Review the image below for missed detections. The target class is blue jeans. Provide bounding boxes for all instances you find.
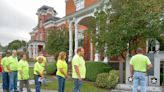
[8,71,18,92]
[34,75,41,92]
[57,75,65,92]
[73,78,82,92]
[2,72,9,90]
[133,72,147,92]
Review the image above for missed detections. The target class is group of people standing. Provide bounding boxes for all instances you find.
[0,47,85,92]
[0,50,31,92]
[0,47,152,92]
[0,50,47,92]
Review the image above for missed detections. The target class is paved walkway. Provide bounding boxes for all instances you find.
[0,80,58,92]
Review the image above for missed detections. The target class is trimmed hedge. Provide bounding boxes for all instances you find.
[46,61,57,75]
[96,70,119,89]
[86,62,112,82]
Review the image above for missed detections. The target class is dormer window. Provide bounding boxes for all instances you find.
[74,0,84,11]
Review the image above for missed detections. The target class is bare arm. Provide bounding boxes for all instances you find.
[130,64,133,77]
[74,65,81,80]
[147,64,153,70]
[7,65,11,72]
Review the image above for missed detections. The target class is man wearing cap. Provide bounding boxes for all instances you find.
[130,48,152,92]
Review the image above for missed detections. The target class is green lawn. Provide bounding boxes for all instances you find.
[29,67,109,92]
[29,67,34,79]
[31,78,109,92]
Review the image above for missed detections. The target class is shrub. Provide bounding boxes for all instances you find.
[96,73,109,88]
[86,62,111,81]
[96,70,119,89]
[107,70,119,88]
[46,61,57,75]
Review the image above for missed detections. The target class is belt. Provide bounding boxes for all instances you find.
[34,74,41,77]
[134,70,146,73]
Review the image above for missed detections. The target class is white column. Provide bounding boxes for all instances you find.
[103,44,108,63]
[68,21,73,62]
[32,44,35,58]
[29,45,32,58]
[94,50,100,62]
[94,25,100,62]
[36,44,38,56]
[74,20,79,53]
[155,40,160,52]
[154,52,160,86]
[90,42,93,61]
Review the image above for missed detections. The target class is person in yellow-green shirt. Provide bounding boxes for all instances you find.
[34,57,44,92]
[7,50,19,92]
[72,47,86,92]
[1,51,10,92]
[56,51,68,92]
[130,48,152,92]
[18,54,31,92]
[35,52,47,69]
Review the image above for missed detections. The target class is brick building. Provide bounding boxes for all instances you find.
[28,0,106,61]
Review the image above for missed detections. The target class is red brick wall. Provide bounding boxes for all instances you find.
[66,0,76,15]
[66,0,98,16]
[85,0,98,8]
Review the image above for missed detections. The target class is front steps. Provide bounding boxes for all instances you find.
[111,84,164,92]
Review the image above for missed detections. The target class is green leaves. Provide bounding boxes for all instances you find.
[88,0,164,57]
[46,28,69,56]
[8,40,27,50]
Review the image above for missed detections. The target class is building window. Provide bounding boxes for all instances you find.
[78,31,84,47]
[75,0,84,11]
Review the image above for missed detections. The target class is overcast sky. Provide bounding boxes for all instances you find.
[0,0,65,46]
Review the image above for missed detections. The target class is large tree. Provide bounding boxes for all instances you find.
[46,28,69,59]
[8,40,27,50]
[88,0,164,83]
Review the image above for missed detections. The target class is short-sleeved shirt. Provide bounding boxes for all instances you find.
[130,54,151,72]
[56,60,68,78]
[18,59,29,80]
[34,62,44,75]
[72,54,86,79]
[6,56,18,71]
[36,56,47,68]
[1,57,9,72]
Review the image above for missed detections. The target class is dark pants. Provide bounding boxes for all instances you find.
[34,75,41,92]
[57,75,65,92]
[19,80,31,92]
[2,72,9,91]
[73,78,82,92]
[8,71,18,92]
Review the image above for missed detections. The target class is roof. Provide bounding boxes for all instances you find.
[44,0,105,28]
[38,5,57,14]
[45,17,61,22]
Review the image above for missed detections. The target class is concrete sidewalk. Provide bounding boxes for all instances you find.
[0,80,58,92]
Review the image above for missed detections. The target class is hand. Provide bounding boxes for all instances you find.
[41,75,44,79]
[78,77,82,81]
[21,76,23,80]
[65,74,68,78]
[8,69,12,73]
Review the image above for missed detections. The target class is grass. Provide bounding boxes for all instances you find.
[29,67,34,79]
[30,77,109,92]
